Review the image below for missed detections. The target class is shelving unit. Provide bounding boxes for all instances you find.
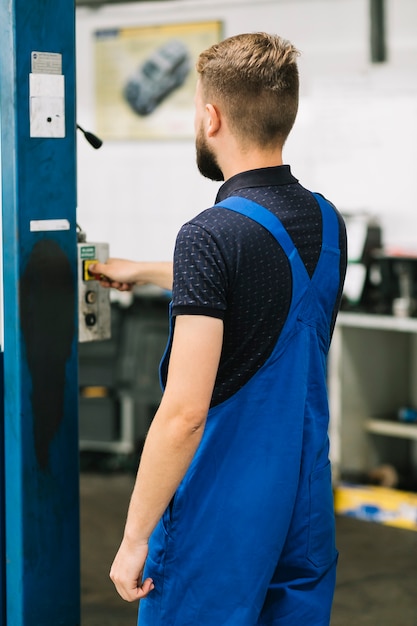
[78,293,170,457]
[328,311,417,482]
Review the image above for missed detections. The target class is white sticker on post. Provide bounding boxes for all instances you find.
[31,51,62,75]
[30,219,70,232]
[29,73,65,138]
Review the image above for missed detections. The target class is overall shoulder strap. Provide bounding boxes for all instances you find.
[311,192,340,251]
[214,195,310,284]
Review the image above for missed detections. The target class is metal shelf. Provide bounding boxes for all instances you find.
[365,418,417,440]
[338,311,417,333]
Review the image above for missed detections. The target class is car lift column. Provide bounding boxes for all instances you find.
[0,1,80,624]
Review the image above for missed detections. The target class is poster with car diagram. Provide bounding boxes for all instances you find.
[94,20,222,140]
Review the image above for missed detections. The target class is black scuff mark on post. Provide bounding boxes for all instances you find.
[20,239,75,470]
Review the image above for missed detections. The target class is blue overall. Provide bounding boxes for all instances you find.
[139,193,341,625]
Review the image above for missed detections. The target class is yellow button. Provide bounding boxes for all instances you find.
[83,259,98,281]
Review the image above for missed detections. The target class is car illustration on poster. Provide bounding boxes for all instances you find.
[123,39,191,116]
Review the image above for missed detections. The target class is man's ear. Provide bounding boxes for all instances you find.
[206,103,221,137]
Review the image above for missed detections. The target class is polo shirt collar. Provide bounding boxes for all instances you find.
[215,165,298,203]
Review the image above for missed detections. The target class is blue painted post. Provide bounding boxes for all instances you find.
[0,1,80,624]
[0,352,5,626]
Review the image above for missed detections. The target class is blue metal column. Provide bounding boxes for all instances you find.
[0,1,80,624]
[0,113,6,626]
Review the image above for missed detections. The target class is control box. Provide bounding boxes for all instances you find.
[77,242,111,342]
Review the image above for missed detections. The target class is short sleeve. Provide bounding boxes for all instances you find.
[172,221,229,319]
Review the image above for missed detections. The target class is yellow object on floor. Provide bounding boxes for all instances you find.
[334,483,417,531]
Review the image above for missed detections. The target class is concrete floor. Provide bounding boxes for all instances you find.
[80,471,417,626]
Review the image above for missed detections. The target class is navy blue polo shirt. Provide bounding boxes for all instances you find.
[172,165,347,406]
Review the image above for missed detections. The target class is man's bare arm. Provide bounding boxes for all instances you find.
[109,314,224,602]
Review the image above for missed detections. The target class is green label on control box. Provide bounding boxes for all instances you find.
[80,245,96,259]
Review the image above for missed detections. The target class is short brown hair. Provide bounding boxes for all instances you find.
[196,32,300,149]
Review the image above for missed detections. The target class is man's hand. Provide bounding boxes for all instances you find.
[109,538,155,602]
[88,259,173,291]
[88,258,143,291]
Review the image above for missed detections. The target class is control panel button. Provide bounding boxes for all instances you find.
[85,290,97,305]
[83,259,98,281]
[85,313,97,327]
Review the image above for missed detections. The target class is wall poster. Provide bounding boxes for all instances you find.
[94,20,222,140]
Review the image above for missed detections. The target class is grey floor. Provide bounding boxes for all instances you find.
[80,471,417,626]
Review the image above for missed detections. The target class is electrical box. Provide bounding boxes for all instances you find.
[77,242,111,342]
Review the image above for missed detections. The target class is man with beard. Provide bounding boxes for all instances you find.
[90,32,347,625]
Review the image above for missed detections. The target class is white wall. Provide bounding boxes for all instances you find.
[76,0,417,261]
